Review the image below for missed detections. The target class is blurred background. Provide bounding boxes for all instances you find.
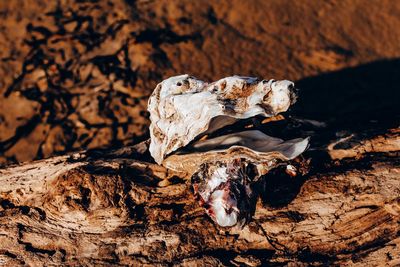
[1,0,399,166]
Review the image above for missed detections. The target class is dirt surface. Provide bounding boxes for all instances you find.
[1,0,400,165]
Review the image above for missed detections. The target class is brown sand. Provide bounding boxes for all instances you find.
[1,0,400,165]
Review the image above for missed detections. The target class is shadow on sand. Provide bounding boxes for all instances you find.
[261,59,400,207]
[292,59,400,129]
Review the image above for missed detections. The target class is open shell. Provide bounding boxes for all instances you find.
[163,130,309,176]
[148,74,309,227]
[148,75,296,164]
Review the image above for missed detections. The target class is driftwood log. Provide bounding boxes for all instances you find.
[0,126,399,266]
[1,0,400,265]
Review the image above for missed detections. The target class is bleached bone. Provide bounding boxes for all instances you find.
[148,75,296,164]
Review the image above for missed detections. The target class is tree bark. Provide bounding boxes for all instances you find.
[0,130,399,266]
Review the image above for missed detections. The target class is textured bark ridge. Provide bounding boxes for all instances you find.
[0,128,399,266]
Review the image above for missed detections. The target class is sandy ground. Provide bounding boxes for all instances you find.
[1,0,400,165]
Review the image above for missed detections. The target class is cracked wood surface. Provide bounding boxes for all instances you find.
[0,132,399,266]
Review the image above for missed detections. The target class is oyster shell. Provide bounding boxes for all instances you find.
[147,74,309,227]
[163,130,309,176]
[148,75,296,164]
[192,158,256,227]
[185,131,309,227]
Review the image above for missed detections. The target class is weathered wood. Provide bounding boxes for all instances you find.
[0,131,399,266]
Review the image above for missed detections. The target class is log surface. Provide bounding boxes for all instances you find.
[0,131,399,266]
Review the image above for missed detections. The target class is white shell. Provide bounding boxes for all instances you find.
[148,75,296,164]
[163,130,309,176]
[148,74,309,227]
